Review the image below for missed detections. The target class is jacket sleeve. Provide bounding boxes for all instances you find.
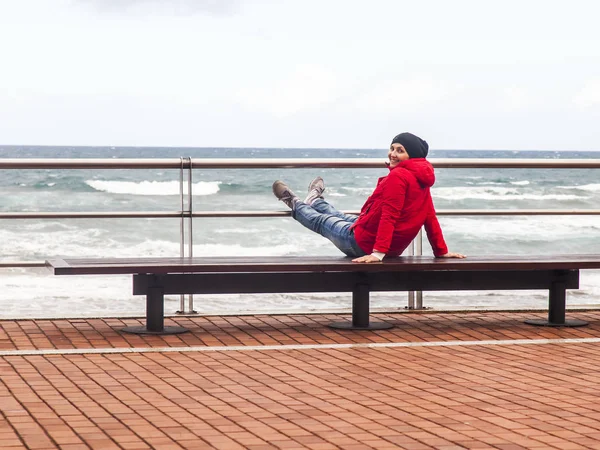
[423,194,448,257]
[373,172,407,253]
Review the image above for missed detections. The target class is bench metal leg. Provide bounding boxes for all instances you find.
[525,272,588,327]
[329,283,393,330]
[123,285,189,335]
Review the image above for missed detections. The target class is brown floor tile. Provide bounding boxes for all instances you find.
[2,310,600,449]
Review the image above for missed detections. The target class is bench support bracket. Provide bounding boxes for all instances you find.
[123,283,189,335]
[329,283,393,330]
[525,271,588,327]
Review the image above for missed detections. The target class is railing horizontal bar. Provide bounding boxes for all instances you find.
[0,211,184,219]
[438,209,600,216]
[179,158,600,169]
[0,158,186,169]
[194,209,600,217]
[430,158,600,169]
[0,158,599,169]
[1,209,599,220]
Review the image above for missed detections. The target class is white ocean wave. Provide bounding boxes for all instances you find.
[441,216,600,238]
[433,186,586,201]
[557,184,600,192]
[0,229,182,260]
[213,228,265,234]
[467,182,503,185]
[341,186,371,192]
[510,180,530,185]
[339,187,372,196]
[1,231,305,269]
[22,222,80,231]
[86,180,221,196]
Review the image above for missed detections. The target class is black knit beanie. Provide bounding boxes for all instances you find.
[391,132,429,158]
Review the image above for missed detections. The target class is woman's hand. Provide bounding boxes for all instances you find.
[352,254,382,263]
[438,252,467,259]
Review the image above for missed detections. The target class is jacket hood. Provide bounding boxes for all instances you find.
[391,158,435,188]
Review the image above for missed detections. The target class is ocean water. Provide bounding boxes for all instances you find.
[0,146,599,318]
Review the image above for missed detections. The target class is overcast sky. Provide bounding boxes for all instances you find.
[1,0,599,150]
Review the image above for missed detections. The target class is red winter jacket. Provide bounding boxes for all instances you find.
[351,158,448,257]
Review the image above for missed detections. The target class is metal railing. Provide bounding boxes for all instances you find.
[1,157,599,311]
[2,157,600,169]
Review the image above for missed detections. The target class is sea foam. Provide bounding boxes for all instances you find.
[558,184,600,192]
[86,180,221,196]
[441,216,600,239]
[433,186,586,201]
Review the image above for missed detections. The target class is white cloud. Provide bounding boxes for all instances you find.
[573,80,600,108]
[234,65,346,118]
[348,77,462,113]
[0,0,599,148]
[497,86,534,112]
[76,0,240,16]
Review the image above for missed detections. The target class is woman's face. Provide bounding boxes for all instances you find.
[388,143,410,168]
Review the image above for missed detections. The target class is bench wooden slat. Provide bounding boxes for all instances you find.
[46,255,600,275]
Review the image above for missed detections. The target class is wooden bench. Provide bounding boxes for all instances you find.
[46,255,600,335]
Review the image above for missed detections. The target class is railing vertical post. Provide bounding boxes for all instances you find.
[407,240,415,309]
[187,157,196,313]
[178,157,186,314]
[175,157,197,315]
[416,228,424,309]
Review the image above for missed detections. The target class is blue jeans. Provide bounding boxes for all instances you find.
[292,199,367,257]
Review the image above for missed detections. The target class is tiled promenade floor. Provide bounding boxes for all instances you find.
[2,310,600,449]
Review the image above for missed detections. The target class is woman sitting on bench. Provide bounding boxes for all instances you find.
[272,132,466,263]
